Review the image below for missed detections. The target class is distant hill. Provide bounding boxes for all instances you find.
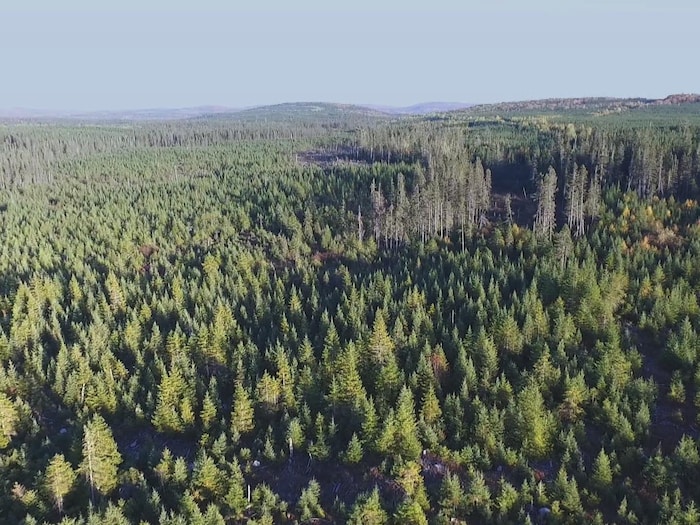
[449,94,700,119]
[70,106,239,121]
[0,106,239,122]
[218,102,389,121]
[362,102,474,115]
[0,103,387,123]
[0,108,74,120]
[0,102,472,122]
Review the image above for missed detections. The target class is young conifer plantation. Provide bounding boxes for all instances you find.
[2,99,700,523]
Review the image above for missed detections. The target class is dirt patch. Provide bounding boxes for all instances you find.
[246,455,402,521]
[625,322,699,451]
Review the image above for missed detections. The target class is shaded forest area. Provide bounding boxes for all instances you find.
[2,100,700,524]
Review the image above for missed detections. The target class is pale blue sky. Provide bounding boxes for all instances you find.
[1,0,697,110]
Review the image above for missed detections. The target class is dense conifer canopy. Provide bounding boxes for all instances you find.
[1,100,700,522]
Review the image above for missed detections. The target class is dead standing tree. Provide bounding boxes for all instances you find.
[534,167,558,241]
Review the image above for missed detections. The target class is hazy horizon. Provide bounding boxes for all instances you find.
[2,0,698,112]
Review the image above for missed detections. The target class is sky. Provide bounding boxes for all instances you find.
[1,0,698,111]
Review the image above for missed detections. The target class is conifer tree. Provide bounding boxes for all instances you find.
[591,448,613,494]
[438,471,464,519]
[347,488,388,525]
[152,366,195,434]
[465,470,492,519]
[80,414,122,501]
[44,454,77,514]
[0,393,18,449]
[297,479,325,522]
[343,433,364,464]
[223,458,248,520]
[394,499,429,525]
[378,386,421,459]
[517,383,556,460]
[367,310,394,365]
[330,342,365,408]
[231,383,255,437]
[192,452,224,502]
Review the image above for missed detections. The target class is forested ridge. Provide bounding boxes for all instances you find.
[2,101,700,524]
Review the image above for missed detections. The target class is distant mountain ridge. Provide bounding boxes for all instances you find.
[0,102,472,121]
[1,95,698,122]
[455,94,700,117]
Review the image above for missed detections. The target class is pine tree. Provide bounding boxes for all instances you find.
[585,165,602,220]
[44,454,77,514]
[80,414,122,500]
[474,329,498,388]
[374,355,402,405]
[155,448,174,485]
[553,467,583,517]
[308,413,330,460]
[495,479,519,521]
[256,371,282,415]
[674,435,700,486]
